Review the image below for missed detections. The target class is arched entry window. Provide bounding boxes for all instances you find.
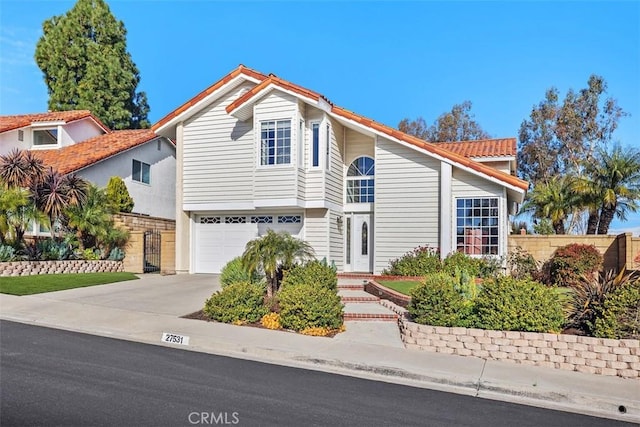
[346,157,374,203]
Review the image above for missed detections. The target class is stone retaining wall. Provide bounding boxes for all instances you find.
[0,260,124,276]
[401,320,640,378]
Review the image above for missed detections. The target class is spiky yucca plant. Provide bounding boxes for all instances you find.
[567,269,638,335]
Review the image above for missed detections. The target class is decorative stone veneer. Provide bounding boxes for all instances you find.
[381,300,640,378]
[0,260,124,277]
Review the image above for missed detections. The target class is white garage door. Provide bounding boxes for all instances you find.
[193,214,303,274]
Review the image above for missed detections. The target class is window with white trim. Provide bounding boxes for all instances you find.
[277,215,301,224]
[456,197,499,255]
[225,216,247,224]
[199,217,221,224]
[346,157,375,203]
[251,216,273,224]
[311,122,320,167]
[132,160,150,184]
[33,128,58,146]
[260,120,291,165]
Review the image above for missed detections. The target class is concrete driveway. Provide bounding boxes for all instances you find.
[36,274,220,316]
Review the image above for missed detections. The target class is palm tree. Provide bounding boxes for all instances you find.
[0,185,31,245]
[521,176,578,234]
[0,149,45,189]
[242,230,315,298]
[584,147,640,235]
[65,184,112,250]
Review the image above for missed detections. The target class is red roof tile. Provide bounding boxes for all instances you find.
[155,66,528,192]
[152,65,269,132]
[31,129,157,174]
[433,138,516,158]
[0,110,110,133]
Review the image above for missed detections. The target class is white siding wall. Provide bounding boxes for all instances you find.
[325,118,344,205]
[254,92,298,200]
[304,107,324,200]
[451,167,507,257]
[329,209,344,271]
[183,82,256,204]
[0,130,27,155]
[478,160,511,174]
[304,208,329,260]
[63,119,104,146]
[374,136,440,273]
[77,138,176,219]
[344,128,374,167]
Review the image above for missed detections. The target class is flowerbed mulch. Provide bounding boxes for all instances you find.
[181,310,343,337]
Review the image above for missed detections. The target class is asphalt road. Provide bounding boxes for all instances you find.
[0,321,632,427]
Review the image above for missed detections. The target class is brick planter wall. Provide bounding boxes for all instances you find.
[366,280,412,307]
[0,260,124,276]
[401,320,640,378]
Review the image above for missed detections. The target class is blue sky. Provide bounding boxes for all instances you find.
[1,1,639,234]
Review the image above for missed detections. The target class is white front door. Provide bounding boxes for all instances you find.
[352,213,372,272]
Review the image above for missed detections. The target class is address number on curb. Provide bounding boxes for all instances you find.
[161,332,190,346]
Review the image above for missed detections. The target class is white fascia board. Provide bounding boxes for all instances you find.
[472,156,515,162]
[326,113,377,138]
[183,202,256,211]
[31,121,66,128]
[228,84,318,117]
[154,74,262,134]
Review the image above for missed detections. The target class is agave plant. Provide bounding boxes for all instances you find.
[567,269,638,335]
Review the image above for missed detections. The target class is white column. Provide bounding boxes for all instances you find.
[175,122,191,274]
[440,162,453,259]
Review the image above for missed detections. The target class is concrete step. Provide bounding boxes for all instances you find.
[337,278,368,291]
[343,302,399,322]
[338,289,380,303]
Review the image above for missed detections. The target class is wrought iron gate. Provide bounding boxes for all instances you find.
[143,230,161,273]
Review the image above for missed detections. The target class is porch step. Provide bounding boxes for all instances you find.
[342,302,399,322]
[339,289,380,303]
[337,278,369,291]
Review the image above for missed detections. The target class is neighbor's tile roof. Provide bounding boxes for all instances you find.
[0,110,110,133]
[433,138,516,158]
[31,129,157,174]
[155,65,528,191]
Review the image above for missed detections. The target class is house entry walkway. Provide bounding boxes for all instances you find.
[336,277,404,348]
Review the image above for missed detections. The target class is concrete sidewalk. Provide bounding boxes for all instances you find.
[0,274,638,423]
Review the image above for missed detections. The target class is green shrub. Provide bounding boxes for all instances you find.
[594,278,640,339]
[82,248,100,260]
[0,244,15,261]
[281,259,337,291]
[105,176,134,213]
[278,284,343,331]
[220,256,262,288]
[472,276,564,333]
[545,243,603,287]
[203,281,268,324]
[38,239,71,261]
[383,246,441,276]
[408,273,471,327]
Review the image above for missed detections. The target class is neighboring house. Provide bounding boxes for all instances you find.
[0,111,176,220]
[153,65,528,274]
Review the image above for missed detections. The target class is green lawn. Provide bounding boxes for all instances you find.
[0,272,139,296]
[377,280,421,296]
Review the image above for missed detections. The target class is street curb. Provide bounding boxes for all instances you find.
[1,314,638,424]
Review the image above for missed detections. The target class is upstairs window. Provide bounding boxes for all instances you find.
[261,120,291,165]
[346,157,375,203]
[33,129,58,146]
[132,159,150,184]
[456,197,499,255]
[311,122,320,167]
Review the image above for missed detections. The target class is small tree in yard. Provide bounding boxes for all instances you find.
[105,176,134,213]
[241,230,315,298]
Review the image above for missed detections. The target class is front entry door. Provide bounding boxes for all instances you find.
[352,213,372,272]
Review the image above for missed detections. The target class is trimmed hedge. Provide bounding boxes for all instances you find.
[281,260,337,291]
[545,243,603,287]
[383,246,441,276]
[408,273,471,327]
[472,276,564,333]
[203,281,268,324]
[278,284,343,332]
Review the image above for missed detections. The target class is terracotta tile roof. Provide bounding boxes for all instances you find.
[155,66,528,192]
[0,110,110,133]
[432,138,516,158]
[152,64,269,132]
[31,129,157,174]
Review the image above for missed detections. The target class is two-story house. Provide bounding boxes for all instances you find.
[0,111,176,220]
[153,65,528,274]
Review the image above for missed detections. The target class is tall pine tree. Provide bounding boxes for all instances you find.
[35,0,150,129]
